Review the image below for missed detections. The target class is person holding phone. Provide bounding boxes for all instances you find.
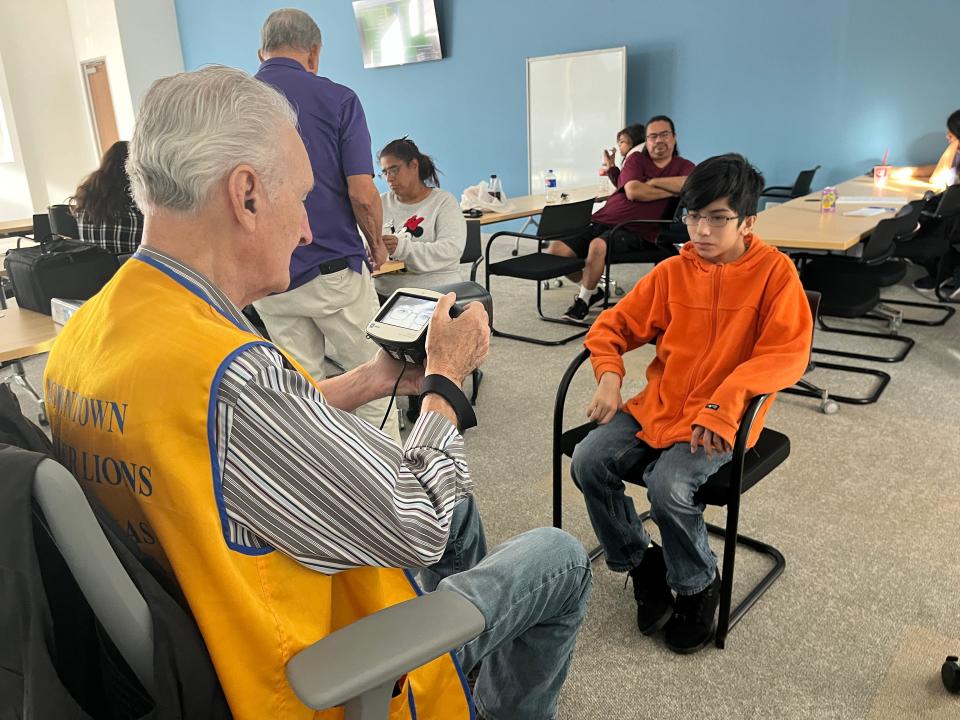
[603,123,646,188]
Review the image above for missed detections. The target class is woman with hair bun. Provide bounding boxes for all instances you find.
[375,137,466,297]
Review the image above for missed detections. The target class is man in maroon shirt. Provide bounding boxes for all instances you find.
[548,116,695,321]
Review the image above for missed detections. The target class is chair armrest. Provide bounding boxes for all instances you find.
[485,229,543,260]
[285,590,485,711]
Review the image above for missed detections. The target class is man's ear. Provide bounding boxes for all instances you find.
[307,44,320,73]
[741,214,757,235]
[258,49,265,63]
[228,165,260,233]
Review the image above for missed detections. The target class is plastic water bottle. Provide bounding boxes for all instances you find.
[544,169,559,203]
[599,167,610,193]
[488,174,502,201]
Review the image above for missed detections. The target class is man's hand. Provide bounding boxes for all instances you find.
[369,239,388,270]
[587,372,623,424]
[690,424,731,457]
[382,234,399,255]
[424,293,489,384]
[368,349,425,397]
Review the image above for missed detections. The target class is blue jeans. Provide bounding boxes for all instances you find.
[570,411,730,595]
[419,496,592,720]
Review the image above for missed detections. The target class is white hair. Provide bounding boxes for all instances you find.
[126,65,298,215]
[261,8,322,53]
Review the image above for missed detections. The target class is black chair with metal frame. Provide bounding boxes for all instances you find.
[48,204,80,240]
[782,291,891,409]
[598,198,685,308]
[797,214,917,364]
[551,348,792,650]
[803,198,954,329]
[484,197,595,345]
[759,165,821,208]
[915,184,960,304]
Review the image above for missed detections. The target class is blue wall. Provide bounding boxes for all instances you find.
[174,0,957,200]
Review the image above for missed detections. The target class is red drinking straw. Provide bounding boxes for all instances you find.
[880,149,889,167]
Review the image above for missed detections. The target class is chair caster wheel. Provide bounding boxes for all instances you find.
[820,399,839,415]
[942,655,960,694]
[510,249,518,256]
[615,287,625,296]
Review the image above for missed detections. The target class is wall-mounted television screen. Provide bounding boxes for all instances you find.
[353,0,443,69]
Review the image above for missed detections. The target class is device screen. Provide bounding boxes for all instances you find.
[380,294,436,332]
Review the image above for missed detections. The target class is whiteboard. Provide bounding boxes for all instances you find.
[527,47,627,195]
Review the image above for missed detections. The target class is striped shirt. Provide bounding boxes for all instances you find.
[135,247,472,574]
[77,206,143,254]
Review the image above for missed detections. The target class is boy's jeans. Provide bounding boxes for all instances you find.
[570,411,730,595]
[420,496,592,720]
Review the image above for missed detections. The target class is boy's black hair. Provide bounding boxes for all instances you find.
[680,153,765,219]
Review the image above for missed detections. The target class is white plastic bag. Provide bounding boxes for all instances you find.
[460,180,510,212]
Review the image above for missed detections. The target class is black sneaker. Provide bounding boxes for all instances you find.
[912,275,937,297]
[587,287,607,307]
[563,297,590,321]
[628,543,674,635]
[664,570,721,654]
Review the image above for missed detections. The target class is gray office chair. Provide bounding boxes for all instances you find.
[33,457,486,720]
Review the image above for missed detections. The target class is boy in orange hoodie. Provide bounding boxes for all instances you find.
[572,153,812,653]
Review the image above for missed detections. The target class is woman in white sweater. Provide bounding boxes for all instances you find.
[376,137,466,298]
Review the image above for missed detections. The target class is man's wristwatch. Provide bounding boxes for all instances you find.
[420,374,477,431]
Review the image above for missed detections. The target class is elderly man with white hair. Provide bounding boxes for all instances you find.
[43,66,591,720]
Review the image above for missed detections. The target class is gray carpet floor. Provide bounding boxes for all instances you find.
[8,248,960,719]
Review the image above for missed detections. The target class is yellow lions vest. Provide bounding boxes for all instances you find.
[43,257,473,720]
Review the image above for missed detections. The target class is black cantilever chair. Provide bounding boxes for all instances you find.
[484,197,595,345]
[906,184,960,304]
[759,165,821,208]
[802,197,954,329]
[552,349,792,650]
[798,214,917,363]
[782,290,891,408]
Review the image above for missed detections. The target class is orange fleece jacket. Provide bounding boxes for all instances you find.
[585,234,812,449]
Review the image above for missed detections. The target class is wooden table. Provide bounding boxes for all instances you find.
[755,175,936,251]
[0,298,59,363]
[0,217,33,238]
[473,185,610,226]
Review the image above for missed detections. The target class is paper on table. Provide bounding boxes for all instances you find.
[836,196,908,204]
[843,207,894,217]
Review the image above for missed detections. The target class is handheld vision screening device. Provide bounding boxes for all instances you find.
[366,288,462,364]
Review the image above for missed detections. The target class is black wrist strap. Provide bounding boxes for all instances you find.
[420,374,477,431]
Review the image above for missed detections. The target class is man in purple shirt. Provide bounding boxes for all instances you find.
[546,115,695,322]
[252,8,396,437]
